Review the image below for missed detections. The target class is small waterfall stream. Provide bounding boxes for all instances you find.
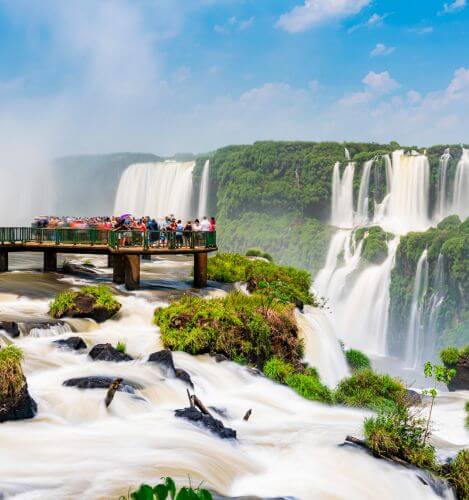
[355,159,373,225]
[425,253,446,361]
[435,149,451,221]
[404,249,429,369]
[331,162,355,228]
[197,160,210,218]
[452,148,469,219]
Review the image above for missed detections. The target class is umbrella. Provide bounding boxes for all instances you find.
[119,213,132,220]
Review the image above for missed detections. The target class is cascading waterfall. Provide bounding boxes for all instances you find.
[114,161,195,220]
[435,149,451,221]
[197,160,210,218]
[425,253,446,361]
[404,249,429,369]
[452,148,469,219]
[379,151,430,234]
[355,159,373,225]
[331,162,355,228]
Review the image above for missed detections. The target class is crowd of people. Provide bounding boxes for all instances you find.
[31,214,216,247]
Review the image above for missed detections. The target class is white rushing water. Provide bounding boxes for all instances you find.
[435,149,451,221]
[404,249,429,369]
[425,253,446,362]
[331,162,355,228]
[0,287,453,500]
[452,148,469,220]
[355,159,373,225]
[114,161,195,220]
[197,160,210,219]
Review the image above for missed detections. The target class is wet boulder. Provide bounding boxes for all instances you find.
[0,383,37,423]
[0,321,20,338]
[53,336,87,351]
[63,376,141,393]
[448,355,469,391]
[148,349,193,387]
[405,389,422,406]
[22,320,69,336]
[175,406,236,439]
[89,343,133,362]
[62,262,100,277]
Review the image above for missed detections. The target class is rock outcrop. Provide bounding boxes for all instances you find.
[0,321,19,338]
[148,349,193,387]
[89,343,133,362]
[53,336,87,350]
[0,383,37,423]
[175,406,236,439]
[63,376,141,393]
[448,355,469,391]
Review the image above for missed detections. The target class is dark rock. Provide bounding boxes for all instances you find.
[448,356,469,391]
[175,406,236,439]
[0,383,37,423]
[405,389,422,406]
[53,336,87,350]
[148,349,176,374]
[246,367,262,377]
[294,298,304,312]
[63,376,142,393]
[89,343,133,362]
[0,321,19,338]
[214,354,228,363]
[175,368,194,388]
[62,262,99,276]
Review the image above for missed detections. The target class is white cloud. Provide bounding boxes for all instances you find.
[309,80,320,92]
[442,0,466,13]
[409,26,434,35]
[370,43,395,57]
[277,0,371,33]
[340,71,399,105]
[174,66,191,83]
[214,24,227,34]
[239,16,255,30]
[348,12,389,33]
[407,90,422,104]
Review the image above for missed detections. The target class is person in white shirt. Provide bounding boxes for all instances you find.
[200,216,210,232]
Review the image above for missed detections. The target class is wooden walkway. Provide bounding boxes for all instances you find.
[0,228,217,290]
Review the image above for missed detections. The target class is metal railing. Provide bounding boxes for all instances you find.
[0,228,217,250]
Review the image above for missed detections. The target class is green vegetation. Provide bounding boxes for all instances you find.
[154,292,303,370]
[354,226,392,265]
[0,345,25,398]
[263,358,333,404]
[442,449,469,500]
[245,248,273,262]
[440,345,469,366]
[335,369,407,413]
[122,476,212,500]
[207,253,317,306]
[49,285,121,319]
[466,401,469,429]
[345,349,371,371]
[116,341,127,354]
[364,410,436,469]
[389,216,469,354]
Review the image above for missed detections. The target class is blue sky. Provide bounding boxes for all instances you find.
[0,0,468,157]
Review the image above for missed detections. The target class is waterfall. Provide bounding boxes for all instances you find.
[425,253,446,361]
[331,162,355,228]
[296,307,350,388]
[435,149,451,221]
[197,160,210,218]
[344,147,351,161]
[452,148,469,220]
[379,151,430,234]
[114,161,195,220]
[404,249,429,369]
[355,159,373,225]
[384,154,393,193]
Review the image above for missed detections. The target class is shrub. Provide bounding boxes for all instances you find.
[206,253,249,282]
[116,342,126,354]
[246,248,274,262]
[354,226,392,265]
[364,410,436,469]
[335,369,407,413]
[263,357,333,404]
[345,349,371,371]
[0,345,25,398]
[123,476,212,500]
[154,292,303,369]
[440,346,469,366]
[441,449,469,500]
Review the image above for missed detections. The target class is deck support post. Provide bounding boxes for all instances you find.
[112,255,125,284]
[107,254,115,268]
[43,250,57,272]
[0,249,8,272]
[193,252,208,288]
[124,255,140,290]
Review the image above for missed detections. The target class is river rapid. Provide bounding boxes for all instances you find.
[0,254,467,500]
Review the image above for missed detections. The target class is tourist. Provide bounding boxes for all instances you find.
[184,220,193,247]
[175,219,184,248]
[200,216,210,232]
[209,217,216,232]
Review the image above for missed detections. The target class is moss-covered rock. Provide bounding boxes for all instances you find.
[355,226,392,265]
[0,345,37,422]
[345,349,372,371]
[49,285,121,323]
[440,345,469,391]
[154,292,303,370]
[207,253,317,306]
